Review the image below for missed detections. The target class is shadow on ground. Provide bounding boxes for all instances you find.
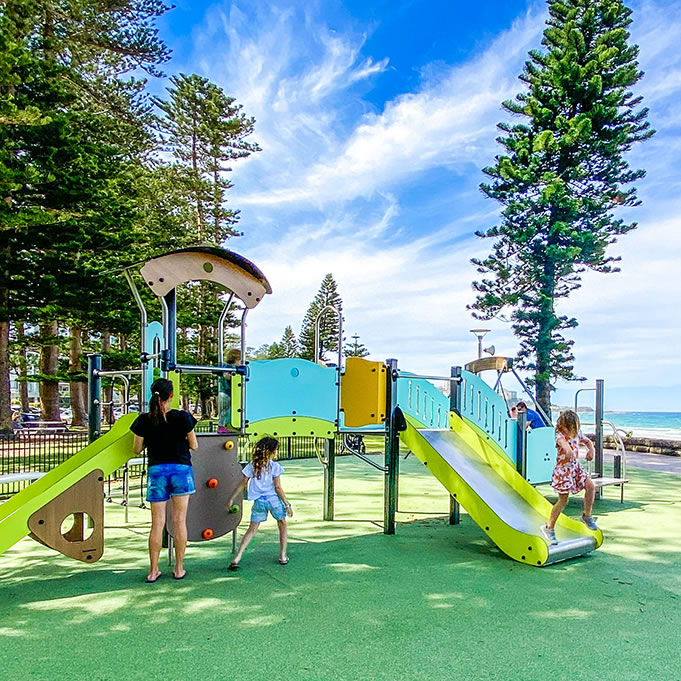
[1,455,679,681]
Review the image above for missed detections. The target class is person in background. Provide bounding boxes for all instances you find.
[509,405,518,419]
[516,401,546,429]
[131,378,198,583]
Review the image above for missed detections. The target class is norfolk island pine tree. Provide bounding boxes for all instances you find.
[470,0,653,414]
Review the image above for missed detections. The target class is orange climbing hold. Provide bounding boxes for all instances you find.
[202,528,214,540]
[207,478,219,488]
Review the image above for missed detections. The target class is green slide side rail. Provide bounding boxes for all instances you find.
[451,411,602,549]
[0,414,137,556]
[400,413,602,566]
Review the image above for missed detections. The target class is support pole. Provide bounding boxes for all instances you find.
[87,354,102,443]
[449,496,460,525]
[323,437,335,521]
[595,378,605,498]
[516,410,528,477]
[384,358,399,535]
[449,366,462,415]
[449,366,462,524]
[162,289,177,371]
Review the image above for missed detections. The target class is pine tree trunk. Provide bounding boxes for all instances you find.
[0,239,12,433]
[535,262,556,417]
[69,325,88,427]
[17,322,30,413]
[0,319,11,433]
[39,321,61,422]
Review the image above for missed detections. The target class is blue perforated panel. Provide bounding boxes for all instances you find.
[459,370,518,464]
[397,373,450,429]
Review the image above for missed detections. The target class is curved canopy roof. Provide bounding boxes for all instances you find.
[140,246,272,308]
[464,356,513,374]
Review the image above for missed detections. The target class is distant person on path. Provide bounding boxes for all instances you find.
[227,436,293,570]
[131,378,198,583]
[541,410,597,544]
[516,401,546,429]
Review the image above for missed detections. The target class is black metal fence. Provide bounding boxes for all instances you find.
[0,430,89,496]
[1,424,349,498]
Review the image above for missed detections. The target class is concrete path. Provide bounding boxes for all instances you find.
[605,447,681,475]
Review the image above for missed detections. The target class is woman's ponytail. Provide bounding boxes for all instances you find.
[148,378,174,425]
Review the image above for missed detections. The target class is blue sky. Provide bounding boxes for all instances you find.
[152,0,681,411]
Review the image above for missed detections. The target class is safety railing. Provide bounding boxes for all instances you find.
[459,370,518,463]
[396,372,450,429]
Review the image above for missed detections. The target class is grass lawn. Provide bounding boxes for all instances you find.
[0,452,679,681]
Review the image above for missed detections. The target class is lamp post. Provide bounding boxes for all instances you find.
[351,333,360,354]
[469,328,490,358]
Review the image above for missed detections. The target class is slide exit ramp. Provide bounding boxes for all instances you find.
[400,412,603,567]
[0,414,137,557]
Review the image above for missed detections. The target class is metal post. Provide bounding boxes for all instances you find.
[516,410,528,477]
[384,358,399,535]
[217,293,235,365]
[595,378,605,498]
[240,307,249,361]
[163,289,177,370]
[448,366,462,524]
[449,496,460,525]
[449,366,462,415]
[123,269,149,410]
[87,354,102,443]
[323,437,335,521]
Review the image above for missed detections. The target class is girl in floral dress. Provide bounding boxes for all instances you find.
[541,410,598,544]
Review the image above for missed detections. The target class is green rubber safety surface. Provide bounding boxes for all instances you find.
[0,454,679,681]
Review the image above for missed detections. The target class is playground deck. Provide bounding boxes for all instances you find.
[0,454,679,681]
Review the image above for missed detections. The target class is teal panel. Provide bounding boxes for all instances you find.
[144,321,164,408]
[397,373,449,429]
[526,427,556,484]
[459,370,518,464]
[245,359,338,425]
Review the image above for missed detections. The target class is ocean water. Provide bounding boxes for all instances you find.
[576,411,681,441]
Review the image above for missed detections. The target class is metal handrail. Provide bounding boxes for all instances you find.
[396,372,462,383]
[574,387,596,414]
[172,363,241,375]
[217,292,235,365]
[602,420,628,480]
[581,419,628,480]
[342,434,388,472]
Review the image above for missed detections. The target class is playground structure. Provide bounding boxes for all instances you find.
[0,245,622,568]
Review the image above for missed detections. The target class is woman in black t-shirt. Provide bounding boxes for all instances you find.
[131,378,198,582]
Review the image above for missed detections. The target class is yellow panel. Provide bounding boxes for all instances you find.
[169,371,181,409]
[340,358,387,427]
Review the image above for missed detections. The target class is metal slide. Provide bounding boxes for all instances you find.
[0,414,137,557]
[401,412,603,566]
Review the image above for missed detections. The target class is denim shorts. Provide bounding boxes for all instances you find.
[146,463,196,503]
[251,495,287,523]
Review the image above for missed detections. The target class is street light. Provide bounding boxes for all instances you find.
[351,333,360,354]
[469,328,490,358]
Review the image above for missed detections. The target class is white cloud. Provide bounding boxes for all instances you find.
[184,0,681,409]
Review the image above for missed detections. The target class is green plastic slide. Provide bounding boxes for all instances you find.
[0,414,137,557]
[401,412,603,566]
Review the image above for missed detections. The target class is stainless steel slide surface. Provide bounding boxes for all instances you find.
[401,413,603,566]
